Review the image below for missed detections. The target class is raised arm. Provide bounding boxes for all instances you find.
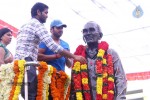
[36,26,86,63]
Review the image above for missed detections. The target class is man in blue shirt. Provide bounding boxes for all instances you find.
[38,19,72,71]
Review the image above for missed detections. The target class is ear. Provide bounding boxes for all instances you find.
[50,28,53,33]
[99,32,103,39]
[83,36,86,43]
[0,36,3,41]
[37,10,41,16]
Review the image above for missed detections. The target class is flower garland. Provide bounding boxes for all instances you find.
[0,63,15,100]
[96,42,114,100]
[64,75,71,100]
[12,60,25,99]
[0,60,25,100]
[36,61,48,100]
[49,66,59,99]
[9,60,19,100]
[42,65,51,100]
[0,61,71,100]
[65,84,71,100]
[36,62,63,100]
[8,60,25,100]
[50,70,69,100]
[72,62,91,100]
[72,41,115,100]
[57,71,68,99]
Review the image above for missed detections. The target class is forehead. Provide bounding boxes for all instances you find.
[83,22,101,34]
[4,31,12,35]
[84,23,97,29]
[42,8,48,13]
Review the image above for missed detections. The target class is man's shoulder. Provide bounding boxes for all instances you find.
[19,18,42,32]
[60,39,70,50]
[60,39,69,45]
[23,18,41,26]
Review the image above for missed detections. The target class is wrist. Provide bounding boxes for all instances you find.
[55,54,58,59]
[72,55,76,59]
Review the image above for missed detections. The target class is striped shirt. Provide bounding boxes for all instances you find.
[15,18,63,61]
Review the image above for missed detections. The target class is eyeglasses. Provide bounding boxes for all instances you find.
[82,27,95,33]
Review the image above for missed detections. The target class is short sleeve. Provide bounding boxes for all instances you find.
[39,42,47,49]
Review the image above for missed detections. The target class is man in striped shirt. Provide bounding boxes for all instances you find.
[14,2,86,100]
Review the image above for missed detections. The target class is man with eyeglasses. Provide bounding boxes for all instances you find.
[70,21,127,100]
[38,19,72,72]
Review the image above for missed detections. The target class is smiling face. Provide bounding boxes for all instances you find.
[83,21,102,43]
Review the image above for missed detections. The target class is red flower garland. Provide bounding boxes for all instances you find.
[72,41,115,100]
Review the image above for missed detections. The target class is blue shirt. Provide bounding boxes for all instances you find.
[39,39,70,71]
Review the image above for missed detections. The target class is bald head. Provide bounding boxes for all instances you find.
[82,21,103,43]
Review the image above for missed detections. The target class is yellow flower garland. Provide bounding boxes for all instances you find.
[0,60,25,100]
[42,64,51,100]
[0,61,72,100]
[72,41,115,100]
[12,60,25,100]
[72,61,83,100]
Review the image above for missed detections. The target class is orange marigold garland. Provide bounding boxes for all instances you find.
[57,71,68,100]
[50,67,71,100]
[36,61,48,100]
[65,84,71,100]
[50,66,60,100]
[12,60,25,99]
[0,61,71,100]
[9,60,19,100]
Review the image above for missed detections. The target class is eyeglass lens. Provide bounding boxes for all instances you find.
[82,27,95,33]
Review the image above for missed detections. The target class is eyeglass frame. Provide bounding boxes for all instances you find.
[82,27,96,34]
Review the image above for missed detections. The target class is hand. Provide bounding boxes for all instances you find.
[74,55,86,63]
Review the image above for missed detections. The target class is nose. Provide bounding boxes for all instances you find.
[46,15,48,19]
[9,35,12,40]
[10,35,12,38]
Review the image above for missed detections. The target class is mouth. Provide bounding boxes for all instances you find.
[8,39,12,42]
